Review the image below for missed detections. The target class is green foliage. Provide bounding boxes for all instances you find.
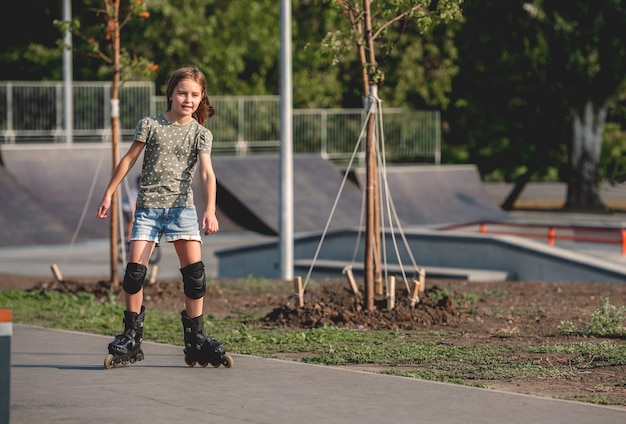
[558,297,626,337]
[426,287,478,312]
[0,0,62,80]
[531,340,626,365]
[559,394,625,406]
[6,0,626,196]
[0,290,124,334]
[323,0,463,106]
[600,121,626,183]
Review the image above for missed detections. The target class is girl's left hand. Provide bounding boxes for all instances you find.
[202,214,219,235]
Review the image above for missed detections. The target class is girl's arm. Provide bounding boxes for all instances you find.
[197,152,219,235]
[96,141,145,219]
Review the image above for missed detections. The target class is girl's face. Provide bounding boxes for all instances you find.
[169,78,203,121]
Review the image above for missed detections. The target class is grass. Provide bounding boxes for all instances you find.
[559,297,626,337]
[2,286,626,407]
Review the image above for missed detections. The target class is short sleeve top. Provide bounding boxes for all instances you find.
[133,114,213,208]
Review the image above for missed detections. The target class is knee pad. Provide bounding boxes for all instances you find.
[123,262,147,295]
[181,261,206,299]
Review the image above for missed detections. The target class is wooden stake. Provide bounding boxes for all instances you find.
[409,281,420,308]
[387,275,396,310]
[293,276,304,307]
[50,263,64,283]
[342,266,360,296]
[410,268,426,308]
[374,275,383,296]
[148,264,158,285]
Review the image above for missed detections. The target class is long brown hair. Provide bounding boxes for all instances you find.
[165,66,215,125]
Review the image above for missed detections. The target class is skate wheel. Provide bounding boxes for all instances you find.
[122,360,130,366]
[222,354,234,368]
[199,361,209,368]
[104,354,115,369]
[129,357,137,364]
[184,354,197,367]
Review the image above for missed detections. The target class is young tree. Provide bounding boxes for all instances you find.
[56,0,156,287]
[326,0,463,310]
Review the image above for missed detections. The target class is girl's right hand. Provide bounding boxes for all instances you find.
[96,197,111,219]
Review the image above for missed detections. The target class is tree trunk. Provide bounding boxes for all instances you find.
[565,99,609,211]
[501,170,532,211]
[362,0,378,311]
[108,0,121,289]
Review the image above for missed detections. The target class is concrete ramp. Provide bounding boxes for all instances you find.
[0,148,366,244]
[2,145,114,242]
[0,165,76,246]
[207,155,364,235]
[210,159,507,234]
[354,165,509,226]
[0,145,246,245]
[0,146,508,247]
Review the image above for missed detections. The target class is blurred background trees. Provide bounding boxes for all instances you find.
[1,0,626,211]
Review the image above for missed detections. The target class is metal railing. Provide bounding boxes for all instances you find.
[0,81,154,143]
[0,81,440,163]
[442,221,626,255]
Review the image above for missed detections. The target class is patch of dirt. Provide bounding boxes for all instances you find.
[3,273,626,406]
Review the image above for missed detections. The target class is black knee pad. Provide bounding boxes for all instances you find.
[181,261,206,299]
[123,262,147,295]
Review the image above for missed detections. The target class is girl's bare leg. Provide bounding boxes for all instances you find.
[124,240,156,313]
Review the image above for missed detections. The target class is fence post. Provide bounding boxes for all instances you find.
[0,309,11,424]
[548,227,555,246]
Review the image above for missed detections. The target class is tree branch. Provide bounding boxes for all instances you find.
[372,6,425,40]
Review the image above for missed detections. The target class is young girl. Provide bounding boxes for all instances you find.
[97,66,232,369]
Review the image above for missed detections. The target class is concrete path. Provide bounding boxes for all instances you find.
[10,325,625,424]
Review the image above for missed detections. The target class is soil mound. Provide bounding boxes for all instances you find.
[258,284,459,330]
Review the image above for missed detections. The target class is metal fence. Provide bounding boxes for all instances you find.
[0,81,440,163]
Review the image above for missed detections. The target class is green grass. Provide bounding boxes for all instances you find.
[2,287,625,406]
[558,297,626,337]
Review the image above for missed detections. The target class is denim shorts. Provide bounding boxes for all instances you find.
[131,206,202,244]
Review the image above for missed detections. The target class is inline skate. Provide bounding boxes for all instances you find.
[104,306,145,369]
[181,311,233,368]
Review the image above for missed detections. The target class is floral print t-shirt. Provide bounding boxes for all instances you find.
[133,113,213,208]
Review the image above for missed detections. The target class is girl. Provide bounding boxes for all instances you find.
[97,66,232,369]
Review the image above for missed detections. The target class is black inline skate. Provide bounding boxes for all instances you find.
[104,306,145,369]
[181,311,233,368]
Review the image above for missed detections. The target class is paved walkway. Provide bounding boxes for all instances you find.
[9,325,625,424]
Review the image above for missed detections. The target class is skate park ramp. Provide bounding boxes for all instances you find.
[0,164,76,246]
[0,147,366,245]
[0,145,246,246]
[0,145,508,247]
[352,165,509,226]
[1,145,116,245]
[205,155,364,235]
[206,158,509,234]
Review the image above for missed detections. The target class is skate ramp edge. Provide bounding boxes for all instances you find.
[353,164,510,226]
